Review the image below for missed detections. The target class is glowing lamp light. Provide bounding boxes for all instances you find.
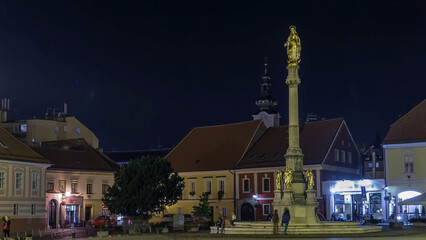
[398,191,421,201]
[253,194,258,199]
[397,216,402,220]
[65,191,71,197]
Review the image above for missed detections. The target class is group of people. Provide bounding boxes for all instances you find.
[216,213,237,234]
[271,208,291,235]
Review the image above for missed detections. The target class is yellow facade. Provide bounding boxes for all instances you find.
[384,142,426,195]
[152,170,235,223]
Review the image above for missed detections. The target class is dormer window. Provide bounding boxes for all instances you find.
[0,139,7,148]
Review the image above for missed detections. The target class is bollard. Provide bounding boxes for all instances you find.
[72,231,76,238]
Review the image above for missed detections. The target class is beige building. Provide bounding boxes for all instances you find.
[0,101,99,149]
[0,126,51,233]
[32,139,118,228]
[383,99,426,219]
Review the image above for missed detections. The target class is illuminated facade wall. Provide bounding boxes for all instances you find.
[154,170,235,223]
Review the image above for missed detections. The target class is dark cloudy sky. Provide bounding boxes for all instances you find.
[0,1,425,150]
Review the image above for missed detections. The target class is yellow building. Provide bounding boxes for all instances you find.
[0,102,99,149]
[383,99,426,219]
[162,120,266,222]
[0,126,51,233]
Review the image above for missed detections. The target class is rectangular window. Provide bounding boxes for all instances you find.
[219,180,225,192]
[13,204,19,215]
[376,162,379,168]
[334,149,339,162]
[71,182,78,194]
[243,179,250,193]
[15,172,23,189]
[263,178,270,192]
[190,181,196,193]
[177,207,183,215]
[347,152,352,164]
[59,180,66,193]
[368,163,372,168]
[205,180,211,194]
[263,204,270,215]
[0,172,5,189]
[47,182,54,191]
[404,154,415,174]
[31,204,36,215]
[102,184,109,194]
[87,183,93,194]
[341,150,346,163]
[32,173,39,190]
[222,207,227,218]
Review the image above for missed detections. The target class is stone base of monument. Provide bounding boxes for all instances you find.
[210,221,382,235]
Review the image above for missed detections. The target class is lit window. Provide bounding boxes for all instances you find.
[76,128,80,135]
[334,149,339,162]
[376,162,379,167]
[47,182,54,191]
[404,153,415,174]
[243,178,250,193]
[31,204,37,215]
[13,204,19,215]
[0,172,5,189]
[21,124,27,132]
[32,173,39,190]
[263,178,270,192]
[341,150,346,163]
[263,204,271,215]
[368,163,373,168]
[15,173,23,189]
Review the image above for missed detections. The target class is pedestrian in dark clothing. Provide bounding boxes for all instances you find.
[216,216,223,234]
[267,212,273,221]
[271,210,279,234]
[3,216,10,240]
[281,208,290,235]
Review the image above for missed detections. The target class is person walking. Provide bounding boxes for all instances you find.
[2,216,10,240]
[281,208,290,235]
[272,209,279,235]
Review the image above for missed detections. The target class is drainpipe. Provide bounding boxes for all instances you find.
[229,170,236,216]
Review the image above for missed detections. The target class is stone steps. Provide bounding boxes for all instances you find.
[210,221,382,235]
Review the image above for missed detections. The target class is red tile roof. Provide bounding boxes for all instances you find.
[166,120,264,172]
[33,138,118,172]
[236,118,343,169]
[383,99,426,144]
[0,127,50,164]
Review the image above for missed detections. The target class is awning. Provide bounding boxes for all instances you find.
[398,193,426,206]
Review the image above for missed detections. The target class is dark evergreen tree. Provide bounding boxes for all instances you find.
[102,156,184,220]
[192,192,211,219]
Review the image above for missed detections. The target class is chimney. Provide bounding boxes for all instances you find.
[0,98,9,122]
[64,103,68,115]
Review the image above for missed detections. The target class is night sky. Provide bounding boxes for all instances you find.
[0,1,425,150]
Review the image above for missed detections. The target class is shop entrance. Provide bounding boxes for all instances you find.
[352,194,363,221]
[65,205,79,224]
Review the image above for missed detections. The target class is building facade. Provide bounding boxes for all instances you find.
[32,139,118,228]
[383,99,426,220]
[0,127,51,233]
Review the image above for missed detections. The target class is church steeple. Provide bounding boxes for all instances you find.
[255,58,278,114]
[252,58,280,128]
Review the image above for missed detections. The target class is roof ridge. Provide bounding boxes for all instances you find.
[192,119,262,130]
[390,99,426,127]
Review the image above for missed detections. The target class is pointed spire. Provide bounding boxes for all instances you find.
[264,57,268,75]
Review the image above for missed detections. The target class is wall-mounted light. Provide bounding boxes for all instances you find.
[253,194,258,199]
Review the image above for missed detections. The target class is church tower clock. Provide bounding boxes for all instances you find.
[252,59,280,128]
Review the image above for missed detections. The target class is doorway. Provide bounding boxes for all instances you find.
[48,199,57,228]
[241,203,254,221]
[352,194,362,221]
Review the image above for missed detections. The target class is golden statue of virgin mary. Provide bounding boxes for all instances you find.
[284,25,301,66]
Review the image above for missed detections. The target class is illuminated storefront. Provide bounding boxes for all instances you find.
[323,179,386,221]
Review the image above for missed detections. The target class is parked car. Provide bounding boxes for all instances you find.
[91,216,115,228]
